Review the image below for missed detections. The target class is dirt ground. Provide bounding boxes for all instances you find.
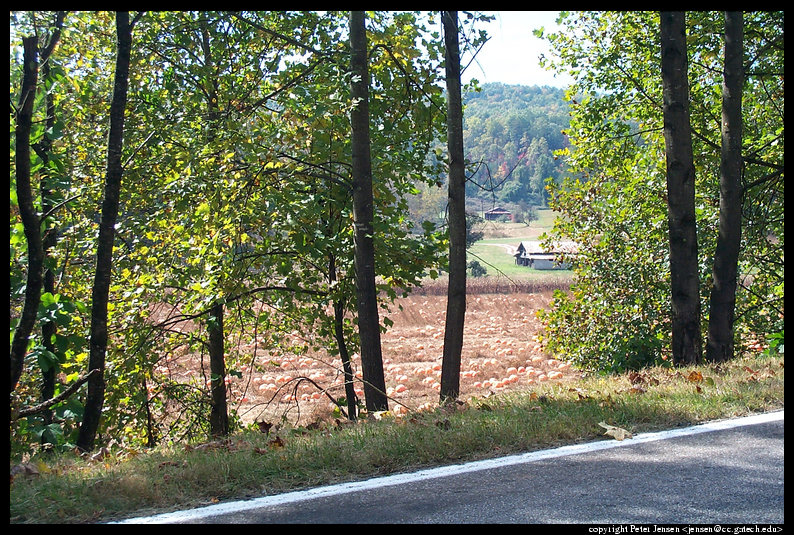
[179,290,579,427]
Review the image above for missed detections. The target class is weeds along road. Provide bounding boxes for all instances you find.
[118,411,784,525]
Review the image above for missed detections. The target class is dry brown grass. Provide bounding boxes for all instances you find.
[411,276,572,295]
[478,220,548,240]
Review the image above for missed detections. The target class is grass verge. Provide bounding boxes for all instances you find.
[9,352,783,524]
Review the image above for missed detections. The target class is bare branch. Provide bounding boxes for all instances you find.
[13,369,100,420]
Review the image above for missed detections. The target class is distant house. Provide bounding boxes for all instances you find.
[484,207,512,221]
[514,240,577,270]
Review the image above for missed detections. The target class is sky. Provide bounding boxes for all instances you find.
[461,11,574,88]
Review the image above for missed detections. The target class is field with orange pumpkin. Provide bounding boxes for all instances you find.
[166,284,579,428]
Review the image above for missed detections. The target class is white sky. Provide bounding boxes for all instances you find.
[461,10,574,88]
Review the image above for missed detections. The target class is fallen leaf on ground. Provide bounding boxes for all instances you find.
[10,463,39,481]
[569,387,590,400]
[628,372,645,384]
[598,422,633,441]
[687,371,703,383]
[88,447,110,462]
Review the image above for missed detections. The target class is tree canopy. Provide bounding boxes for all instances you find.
[10,11,783,456]
[537,11,783,372]
[10,10,454,452]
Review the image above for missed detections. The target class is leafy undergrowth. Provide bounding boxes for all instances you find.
[9,352,783,524]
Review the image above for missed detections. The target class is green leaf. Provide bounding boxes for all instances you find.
[35,348,60,373]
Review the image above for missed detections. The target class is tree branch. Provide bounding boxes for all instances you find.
[151,285,329,331]
[12,369,100,420]
[230,12,327,58]
[743,168,784,195]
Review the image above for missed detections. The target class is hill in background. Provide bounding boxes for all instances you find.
[407,83,572,229]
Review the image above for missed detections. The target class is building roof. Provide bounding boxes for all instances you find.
[515,240,578,256]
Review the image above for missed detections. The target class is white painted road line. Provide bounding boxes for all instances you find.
[114,410,784,524]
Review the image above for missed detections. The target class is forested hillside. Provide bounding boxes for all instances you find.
[407,83,571,226]
[463,83,570,209]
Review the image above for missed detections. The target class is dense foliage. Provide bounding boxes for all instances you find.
[9,10,462,454]
[537,11,784,373]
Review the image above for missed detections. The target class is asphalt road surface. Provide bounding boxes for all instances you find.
[117,411,784,525]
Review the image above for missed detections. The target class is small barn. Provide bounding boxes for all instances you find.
[483,207,512,221]
[514,240,577,270]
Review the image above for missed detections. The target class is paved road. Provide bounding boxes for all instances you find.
[118,411,784,525]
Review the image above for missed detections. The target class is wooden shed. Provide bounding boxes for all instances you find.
[514,240,577,270]
[483,207,512,221]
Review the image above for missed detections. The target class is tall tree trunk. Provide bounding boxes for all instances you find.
[208,303,229,436]
[10,36,44,394]
[330,253,358,420]
[706,12,744,363]
[200,15,231,436]
[77,11,133,452]
[32,13,65,424]
[660,11,702,366]
[440,11,467,402]
[349,11,388,412]
[38,58,60,427]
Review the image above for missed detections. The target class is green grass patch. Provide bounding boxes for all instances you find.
[467,241,572,283]
[466,209,570,282]
[9,353,783,524]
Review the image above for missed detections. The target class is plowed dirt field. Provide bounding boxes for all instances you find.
[167,289,579,427]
